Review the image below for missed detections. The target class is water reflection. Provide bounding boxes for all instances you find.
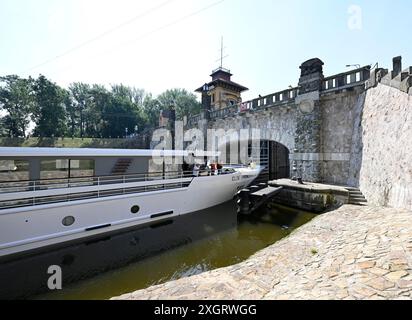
[0,201,316,300]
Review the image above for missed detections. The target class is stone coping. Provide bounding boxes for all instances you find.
[269,179,349,196]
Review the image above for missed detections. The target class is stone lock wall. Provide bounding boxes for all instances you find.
[358,84,412,210]
[186,56,412,209]
[320,88,366,186]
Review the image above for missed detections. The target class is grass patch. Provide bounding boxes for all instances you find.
[0,137,143,149]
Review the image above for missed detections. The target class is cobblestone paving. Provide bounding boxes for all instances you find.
[112,205,412,300]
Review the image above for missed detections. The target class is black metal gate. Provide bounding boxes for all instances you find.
[249,140,290,183]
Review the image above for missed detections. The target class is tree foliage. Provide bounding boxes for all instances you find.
[0,75,34,137]
[157,88,201,120]
[32,75,68,137]
[0,74,201,139]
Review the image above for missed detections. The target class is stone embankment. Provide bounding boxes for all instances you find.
[112,205,412,300]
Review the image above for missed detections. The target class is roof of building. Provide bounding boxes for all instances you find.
[195,78,249,93]
[196,66,249,93]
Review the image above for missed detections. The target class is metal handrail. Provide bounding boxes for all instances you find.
[0,165,249,209]
[0,171,195,194]
[0,166,241,194]
[0,180,194,210]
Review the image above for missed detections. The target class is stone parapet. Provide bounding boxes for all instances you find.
[369,56,412,95]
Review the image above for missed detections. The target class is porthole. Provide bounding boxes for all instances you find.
[131,205,140,214]
[62,216,75,227]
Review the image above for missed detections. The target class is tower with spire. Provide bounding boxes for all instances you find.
[195,38,248,111]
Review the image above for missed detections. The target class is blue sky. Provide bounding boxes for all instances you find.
[0,0,411,100]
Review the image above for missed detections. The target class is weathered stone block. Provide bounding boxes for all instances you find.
[366,69,378,89]
[392,56,402,78]
[400,76,412,94]
[401,72,409,81]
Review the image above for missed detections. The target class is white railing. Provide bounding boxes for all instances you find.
[0,171,196,210]
[0,167,243,210]
[0,171,194,194]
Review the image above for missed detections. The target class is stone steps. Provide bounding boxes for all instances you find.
[346,187,368,206]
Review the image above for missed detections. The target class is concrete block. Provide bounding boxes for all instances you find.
[378,69,389,79]
[400,76,412,94]
[401,72,409,81]
[366,69,377,89]
[403,66,412,75]
[392,56,402,78]
[380,71,392,86]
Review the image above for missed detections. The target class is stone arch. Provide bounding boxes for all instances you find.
[207,106,297,181]
[217,135,291,182]
[210,112,296,151]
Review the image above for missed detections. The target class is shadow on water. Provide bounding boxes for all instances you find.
[0,201,317,300]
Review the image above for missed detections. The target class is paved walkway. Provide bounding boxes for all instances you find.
[112,205,412,300]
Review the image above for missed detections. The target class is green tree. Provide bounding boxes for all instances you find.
[142,93,162,129]
[69,82,92,138]
[157,88,201,121]
[99,84,146,138]
[0,75,34,137]
[64,91,77,138]
[88,84,111,138]
[32,75,68,137]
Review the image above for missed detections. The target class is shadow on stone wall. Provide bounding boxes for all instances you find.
[347,92,366,187]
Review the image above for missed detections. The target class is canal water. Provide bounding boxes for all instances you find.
[0,201,317,300]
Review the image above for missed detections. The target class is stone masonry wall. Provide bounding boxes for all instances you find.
[189,57,411,196]
[359,84,412,210]
[320,88,365,186]
[210,104,297,157]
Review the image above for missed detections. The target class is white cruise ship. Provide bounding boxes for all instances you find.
[0,147,261,259]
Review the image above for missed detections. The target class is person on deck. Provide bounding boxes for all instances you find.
[193,163,200,177]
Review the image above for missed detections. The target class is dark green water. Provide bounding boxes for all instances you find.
[0,201,316,300]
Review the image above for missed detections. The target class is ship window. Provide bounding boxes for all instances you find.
[40,159,95,180]
[131,205,140,214]
[41,159,69,180]
[69,159,95,178]
[62,216,75,227]
[0,160,29,182]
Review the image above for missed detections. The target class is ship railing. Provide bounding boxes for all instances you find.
[0,166,248,210]
[0,171,196,210]
[0,171,196,194]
